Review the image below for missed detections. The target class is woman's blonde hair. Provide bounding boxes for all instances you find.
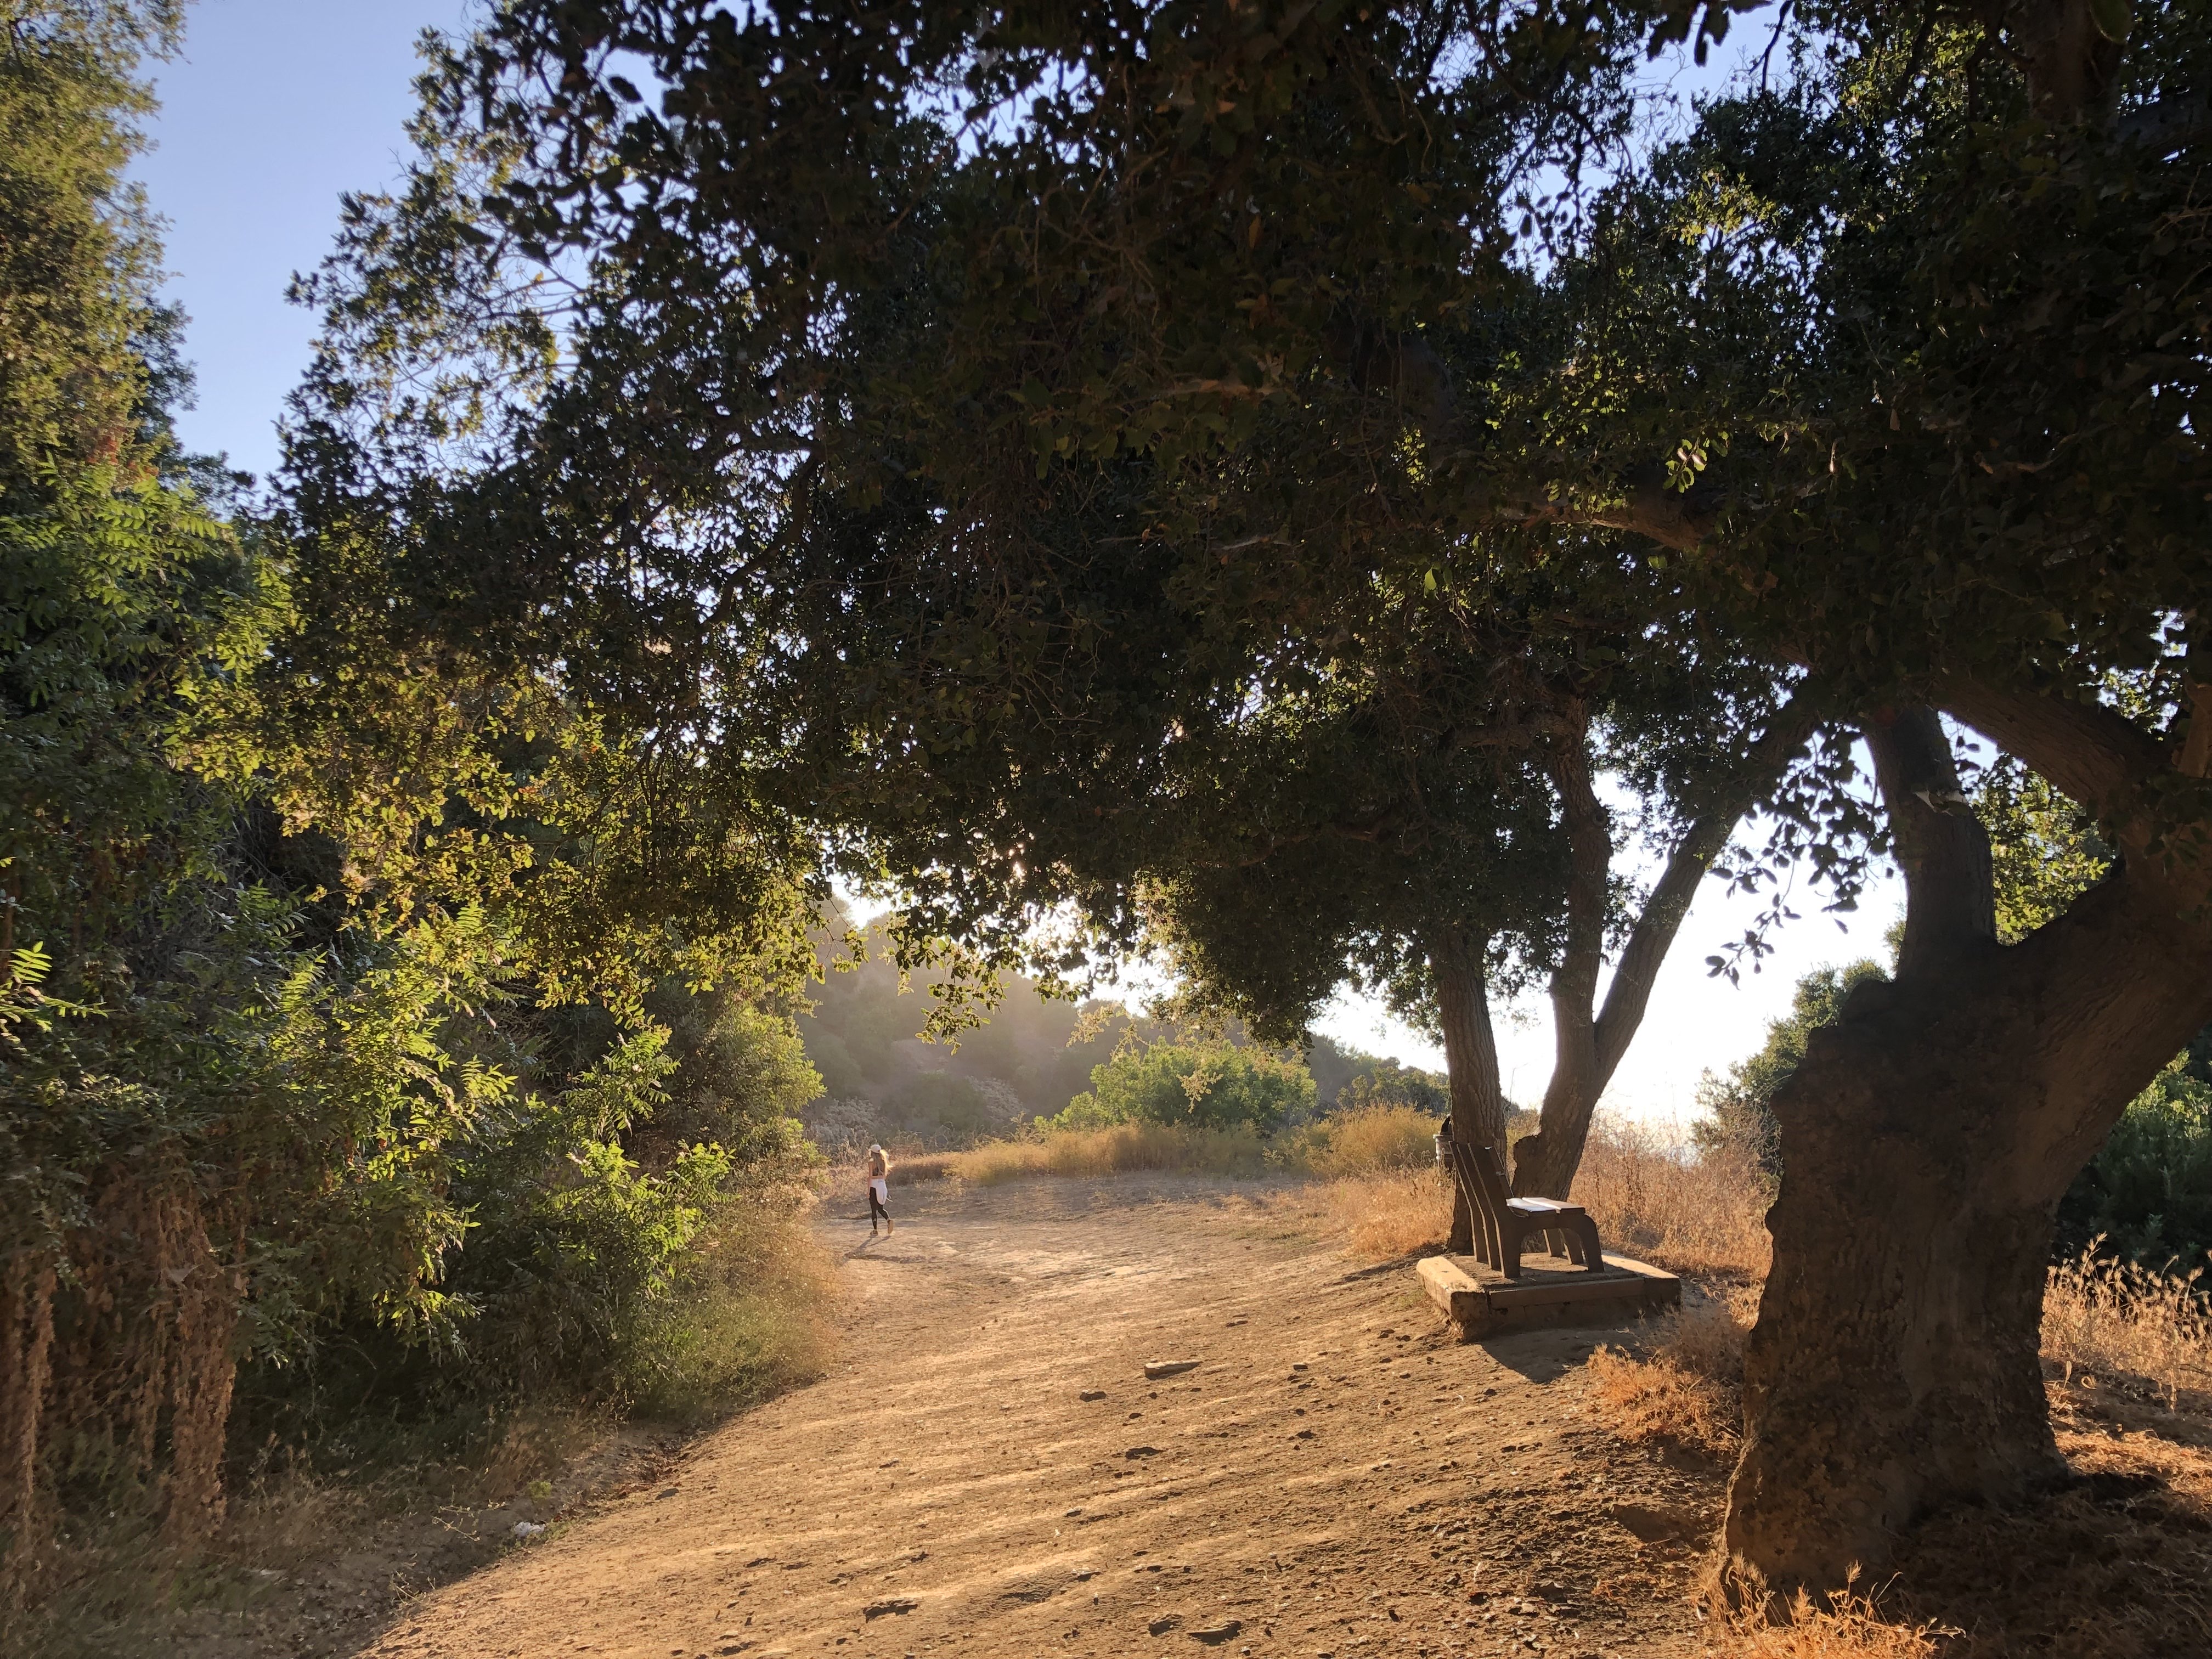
[867,1143,890,1173]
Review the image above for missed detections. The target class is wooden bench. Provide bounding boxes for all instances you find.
[1443,1135,1604,1280]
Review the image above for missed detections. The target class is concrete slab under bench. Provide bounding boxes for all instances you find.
[1417,1251,1681,1341]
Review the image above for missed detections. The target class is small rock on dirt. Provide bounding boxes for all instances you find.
[1187,1620,1242,1645]
[1143,1359,1200,1379]
[1125,1445,1161,1459]
[864,1596,922,1619]
[1079,1390,1107,1401]
[1148,1615,1182,1635]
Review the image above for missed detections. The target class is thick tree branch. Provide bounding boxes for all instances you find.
[1520,708,1610,1193]
[1510,483,1718,555]
[1929,674,2171,817]
[1590,682,1829,1079]
[1866,704,1997,974]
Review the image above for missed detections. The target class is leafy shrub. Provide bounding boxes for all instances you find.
[1050,1040,1316,1135]
[1336,1062,1448,1116]
[2056,1058,2212,1269]
[1691,960,1889,1179]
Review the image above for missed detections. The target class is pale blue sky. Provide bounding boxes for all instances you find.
[133,1,477,482]
[132,0,1904,1123]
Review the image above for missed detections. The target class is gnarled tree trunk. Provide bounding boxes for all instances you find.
[1724,701,2212,1592]
[1430,923,1506,1254]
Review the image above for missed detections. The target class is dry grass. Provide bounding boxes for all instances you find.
[2041,1244,2212,1412]
[1586,1288,1758,1458]
[940,1121,1273,1185]
[1720,1580,1952,1658]
[1300,1114,1775,1277]
[1287,1103,1438,1178]
[887,1152,957,1183]
[1570,1120,1771,1279]
[1298,1166,1453,1259]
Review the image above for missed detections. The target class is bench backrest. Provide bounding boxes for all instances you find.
[1448,1138,1513,1222]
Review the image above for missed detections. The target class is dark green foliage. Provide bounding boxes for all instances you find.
[1051,1039,1318,1136]
[1336,1058,1451,1118]
[2059,1057,2212,1271]
[0,3,831,1588]
[1692,960,1892,1178]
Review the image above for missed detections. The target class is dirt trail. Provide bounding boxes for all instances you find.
[361,1177,1717,1659]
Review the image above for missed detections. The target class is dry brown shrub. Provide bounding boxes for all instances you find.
[1288,1103,1438,1178]
[1585,1289,1757,1457]
[943,1121,1272,1185]
[2042,1245,2212,1411]
[1303,1167,1452,1259]
[887,1152,956,1183]
[1569,1120,1771,1279]
[1719,1579,1951,1658]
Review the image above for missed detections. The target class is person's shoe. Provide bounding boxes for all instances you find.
[885,1217,895,1234]
[870,1226,878,1237]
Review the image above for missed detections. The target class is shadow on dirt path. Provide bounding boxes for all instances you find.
[352,1177,1715,1659]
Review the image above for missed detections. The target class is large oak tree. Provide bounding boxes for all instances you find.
[279,0,2211,1594]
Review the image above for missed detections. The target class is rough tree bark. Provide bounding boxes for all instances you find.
[1724,697,2212,1594]
[1513,690,1825,1198]
[1429,923,1506,1254]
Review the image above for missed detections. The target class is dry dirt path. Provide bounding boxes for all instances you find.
[360,1177,1718,1659]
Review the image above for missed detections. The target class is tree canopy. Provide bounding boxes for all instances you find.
[14,0,2211,1606]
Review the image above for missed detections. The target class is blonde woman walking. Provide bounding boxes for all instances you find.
[865,1143,894,1235]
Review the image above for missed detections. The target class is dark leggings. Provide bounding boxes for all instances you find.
[868,1184,891,1225]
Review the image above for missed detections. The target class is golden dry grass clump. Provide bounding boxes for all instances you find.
[2042,1244,2212,1411]
[1722,1581,1952,1658]
[1307,1167,1454,1258]
[940,1120,1273,1184]
[1568,1121,1771,1279]
[1585,1289,1758,1458]
[1289,1103,1440,1177]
